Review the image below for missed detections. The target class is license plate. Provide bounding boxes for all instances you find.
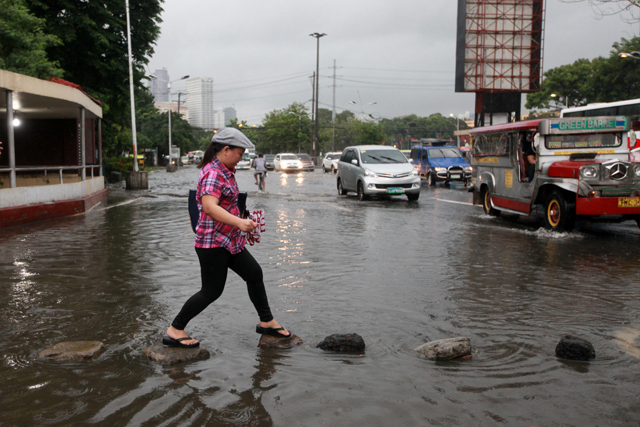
[618,197,640,207]
[450,174,461,179]
[387,188,404,194]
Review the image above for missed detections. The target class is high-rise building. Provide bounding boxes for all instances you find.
[151,68,169,103]
[223,107,237,126]
[213,110,225,129]
[185,77,214,130]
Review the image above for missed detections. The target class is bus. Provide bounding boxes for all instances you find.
[469,116,640,231]
[561,99,640,153]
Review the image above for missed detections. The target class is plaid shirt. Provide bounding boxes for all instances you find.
[194,157,246,253]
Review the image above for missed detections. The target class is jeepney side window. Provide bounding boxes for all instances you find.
[472,133,508,157]
[410,148,417,159]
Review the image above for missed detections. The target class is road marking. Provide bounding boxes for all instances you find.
[613,326,640,359]
[435,198,477,206]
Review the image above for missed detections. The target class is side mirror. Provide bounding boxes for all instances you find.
[351,159,359,166]
[408,158,413,164]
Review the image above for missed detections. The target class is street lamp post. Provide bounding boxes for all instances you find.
[550,93,569,109]
[450,113,460,147]
[349,93,377,121]
[310,32,326,157]
[150,74,189,170]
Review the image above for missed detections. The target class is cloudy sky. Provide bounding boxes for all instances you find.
[146,0,640,125]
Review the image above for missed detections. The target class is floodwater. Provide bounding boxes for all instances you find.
[2,166,640,426]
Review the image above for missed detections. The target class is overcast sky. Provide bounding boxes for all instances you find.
[146,0,640,125]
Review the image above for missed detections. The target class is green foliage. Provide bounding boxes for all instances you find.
[526,36,640,111]
[258,102,312,153]
[104,156,133,174]
[0,0,63,78]
[24,0,164,156]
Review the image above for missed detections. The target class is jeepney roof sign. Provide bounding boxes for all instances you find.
[539,116,628,135]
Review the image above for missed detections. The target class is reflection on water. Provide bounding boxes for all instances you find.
[1,167,640,426]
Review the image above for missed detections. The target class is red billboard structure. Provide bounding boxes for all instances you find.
[455,0,545,127]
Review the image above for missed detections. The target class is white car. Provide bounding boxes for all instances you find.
[322,152,342,173]
[274,153,303,172]
[236,153,251,170]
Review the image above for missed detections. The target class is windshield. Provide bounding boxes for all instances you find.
[327,154,340,159]
[545,133,622,149]
[297,154,312,161]
[242,154,251,161]
[281,154,298,160]
[359,149,407,164]
[265,155,275,160]
[428,148,462,159]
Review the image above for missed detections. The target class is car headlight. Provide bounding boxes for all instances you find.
[411,169,418,176]
[634,164,640,177]
[581,165,599,179]
[434,167,446,172]
[364,168,378,177]
[464,166,473,172]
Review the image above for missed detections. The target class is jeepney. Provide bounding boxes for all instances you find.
[470,116,640,231]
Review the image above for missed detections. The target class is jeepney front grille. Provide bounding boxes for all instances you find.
[448,166,464,173]
[591,184,637,197]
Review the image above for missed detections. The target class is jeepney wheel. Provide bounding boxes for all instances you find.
[357,182,368,201]
[543,191,576,232]
[337,179,347,196]
[482,187,500,217]
[427,173,436,187]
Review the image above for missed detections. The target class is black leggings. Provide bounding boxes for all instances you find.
[171,247,274,330]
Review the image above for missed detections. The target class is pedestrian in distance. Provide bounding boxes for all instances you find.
[252,153,267,190]
[163,128,291,349]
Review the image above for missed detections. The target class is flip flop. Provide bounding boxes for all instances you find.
[256,324,292,338]
[162,335,200,348]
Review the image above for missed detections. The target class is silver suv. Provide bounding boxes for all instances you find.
[336,145,421,201]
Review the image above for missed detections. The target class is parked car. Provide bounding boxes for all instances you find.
[322,152,342,173]
[274,153,303,172]
[295,153,315,171]
[336,145,421,201]
[409,143,472,186]
[236,153,252,170]
[264,154,275,170]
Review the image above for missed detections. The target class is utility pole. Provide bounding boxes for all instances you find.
[310,33,326,157]
[332,60,336,152]
[310,71,315,152]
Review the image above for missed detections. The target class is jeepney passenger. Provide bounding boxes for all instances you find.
[522,133,536,182]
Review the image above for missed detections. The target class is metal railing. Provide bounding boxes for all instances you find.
[0,165,102,187]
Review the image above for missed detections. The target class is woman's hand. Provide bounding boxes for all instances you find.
[237,218,258,233]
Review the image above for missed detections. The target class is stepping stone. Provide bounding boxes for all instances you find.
[316,333,365,352]
[37,341,106,362]
[555,335,595,361]
[258,334,303,349]
[143,344,210,365]
[415,337,472,361]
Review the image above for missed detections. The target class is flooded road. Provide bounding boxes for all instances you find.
[2,166,640,426]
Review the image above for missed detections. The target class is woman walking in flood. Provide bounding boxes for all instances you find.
[163,128,290,348]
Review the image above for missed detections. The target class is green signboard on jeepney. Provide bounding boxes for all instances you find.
[540,116,628,135]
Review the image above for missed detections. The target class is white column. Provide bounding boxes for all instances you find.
[6,90,16,188]
[80,107,86,181]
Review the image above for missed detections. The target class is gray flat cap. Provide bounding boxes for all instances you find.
[211,128,255,149]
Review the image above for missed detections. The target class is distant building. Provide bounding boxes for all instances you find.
[223,107,237,126]
[213,110,225,129]
[151,68,169,103]
[185,77,214,130]
[155,102,190,122]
